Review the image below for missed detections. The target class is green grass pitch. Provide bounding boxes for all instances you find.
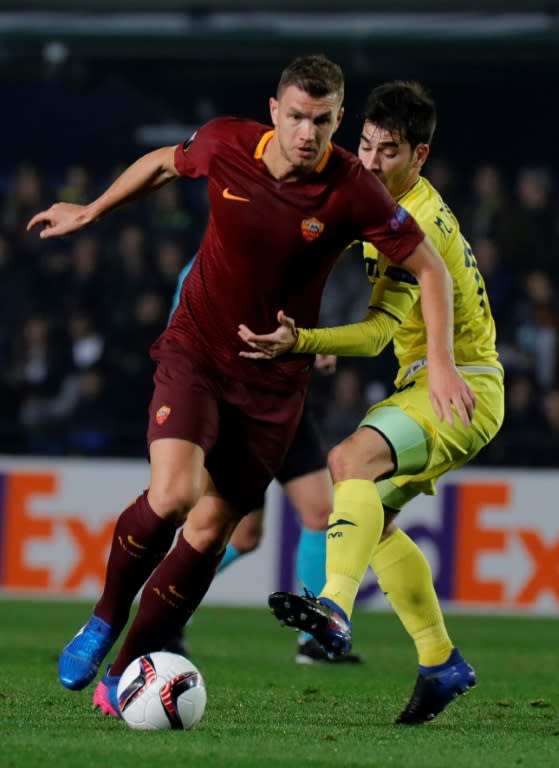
[0,600,557,768]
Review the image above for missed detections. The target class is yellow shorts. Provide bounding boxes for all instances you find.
[359,368,504,510]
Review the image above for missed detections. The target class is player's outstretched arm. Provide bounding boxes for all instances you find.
[239,304,397,360]
[403,237,476,427]
[27,146,180,239]
[238,310,297,359]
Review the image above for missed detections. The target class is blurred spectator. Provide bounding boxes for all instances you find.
[147,183,198,252]
[423,156,463,211]
[498,166,559,277]
[486,374,546,466]
[31,245,71,316]
[7,313,68,399]
[153,239,187,306]
[460,163,510,242]
[66,233,111,322]
[57,164,95,204]
[513,270,558,389]
[1,164,51,257]
[473,236,518,339]
[65,368,114,456]
[115,290,167,377]
[7,313,69,454]
[0,233,30,367]
[111,289,168,455]
[539,389,559,466]
[108,223,152,332]
[67,310,106,370]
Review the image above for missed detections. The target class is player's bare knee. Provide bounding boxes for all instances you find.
[233,532,261,554]
[230,522,262,553]
[230,509,263,553]
[299,505,330,531]
[328,431,393,483]
[148,480,202,525]
[327,440,370,482]
[184,511,237,554]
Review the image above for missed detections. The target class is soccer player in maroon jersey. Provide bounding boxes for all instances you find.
[27,54,474,718]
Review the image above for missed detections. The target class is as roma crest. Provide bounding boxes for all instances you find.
[155,404,171,425]
[301,216,324,242]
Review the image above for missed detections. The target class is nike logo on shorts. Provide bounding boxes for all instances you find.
[222,187,250,202]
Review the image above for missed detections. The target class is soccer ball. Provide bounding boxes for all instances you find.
[117,651,207,730]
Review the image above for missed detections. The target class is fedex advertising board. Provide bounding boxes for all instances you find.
[0,458,557,614]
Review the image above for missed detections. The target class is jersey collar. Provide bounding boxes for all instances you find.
[254,130,333,173]
[396,176,422,203]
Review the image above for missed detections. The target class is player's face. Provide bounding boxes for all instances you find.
[358,121,429,198]
[269,85,343,177]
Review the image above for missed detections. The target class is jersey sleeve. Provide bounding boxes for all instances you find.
[351,166,426,264]
[367,247,420,323]
[173,118,223,179]
[293,308,398,357]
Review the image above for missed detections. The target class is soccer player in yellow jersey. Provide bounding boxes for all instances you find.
[239,81,504,724]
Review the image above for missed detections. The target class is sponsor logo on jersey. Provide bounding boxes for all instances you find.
[301,216,324,242]
[388,204,410,231]
[155,405,171,425]
[222,187,250,202]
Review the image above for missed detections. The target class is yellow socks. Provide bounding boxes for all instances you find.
[320,479,384,618]
[370,528,453,667]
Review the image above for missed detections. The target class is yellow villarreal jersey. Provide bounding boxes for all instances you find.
[363,176,502,386]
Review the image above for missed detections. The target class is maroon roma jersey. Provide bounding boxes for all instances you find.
[161,116,424,391]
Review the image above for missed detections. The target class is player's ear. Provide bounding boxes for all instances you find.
[334,106,345,132]
[269,97,279,127]
[415,143,430,170]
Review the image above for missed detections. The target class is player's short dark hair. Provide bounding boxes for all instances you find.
[363,81,437,149]
[277,54,344,103]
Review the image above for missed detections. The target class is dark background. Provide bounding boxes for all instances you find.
[1,1,558,177]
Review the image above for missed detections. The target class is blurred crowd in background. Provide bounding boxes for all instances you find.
[1,156,558,467]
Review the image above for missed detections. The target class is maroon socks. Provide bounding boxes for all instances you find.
[94,491,178,632]
[110,534,221,675]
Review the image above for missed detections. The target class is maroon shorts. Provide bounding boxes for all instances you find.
[147,341,306,512]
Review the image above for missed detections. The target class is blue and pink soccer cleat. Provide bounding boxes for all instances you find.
[58,615,118,690]
[92,666,121,719]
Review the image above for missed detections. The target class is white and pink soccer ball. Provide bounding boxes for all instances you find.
[117,651,207,730]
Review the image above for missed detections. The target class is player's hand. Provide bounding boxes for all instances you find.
[26,202,94,238]
[428,362,476,426]
[238,310,297,359]
[314,354,337,374]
